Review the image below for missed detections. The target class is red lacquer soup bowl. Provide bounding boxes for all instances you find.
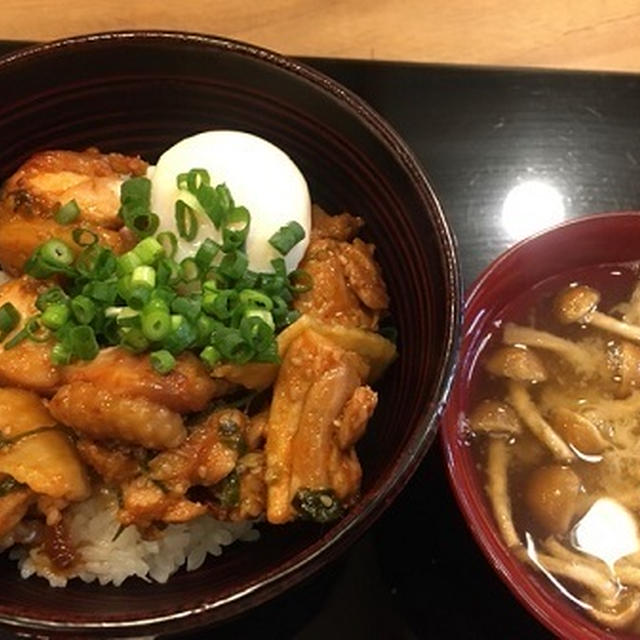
[442,211,640,640]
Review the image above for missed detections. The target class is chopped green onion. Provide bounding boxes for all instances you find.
[195,184,224,228]
[129,210,160,237]
[50,342,72,366]
[141,306,171,342]
[150,286,176,307]
[41,303,70,330]
[164,315,197,354]
[215,184,234,213]
[117,251,143,276]
[171,296,201,323]
[36,287,68,312]
[218,251,248,280]
[239,315,274,353]
[186,169,211,191]
[4,325,29,350]
[24,316,50,343]
[195,238,219,271]
[19,168,316,368]
[288,269,313,294]
[179,257,199,283]
[284,309,301,326]
[117,274,133,301]
[213,327,254,364]
[55,200,81,225]
[150,349,176,375]
[176,172,189,190]
[120,327,149,353]
[222,206,251,251]
[254,339,280,363]
[0,303,20,336]
[127,285,152,310]
[120,176,152,208]
[115,308,140,328]
[271,257,287,276]
[156,258,180,286]
[200,345,221,368]
[239,289,273,310]
[69,325,99,360]
[82,281,118,305]
[25,239,75,278]
[244,307,275,331]
[71,295,96,325]
[134,237,164,265]
[195,314,218,346]
[71,228,98,247]
[175,200,199,241]
[268,221,306,255]
[116,307,142,327]
[132,265,156,289]
[203,289,238,320]
[156,231,178,260]
[259,273,287,296]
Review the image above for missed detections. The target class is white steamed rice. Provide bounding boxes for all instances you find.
[8,490,259,587]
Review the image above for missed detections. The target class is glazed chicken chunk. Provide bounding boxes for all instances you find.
[0,276,61,393]
[0,148,147,274]
[265,329,377,524]
[294,207,389,330]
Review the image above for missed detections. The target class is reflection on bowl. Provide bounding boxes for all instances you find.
[0,31,460,636]
[442,211,640,640]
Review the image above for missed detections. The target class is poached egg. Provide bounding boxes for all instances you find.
[149,130,311,273]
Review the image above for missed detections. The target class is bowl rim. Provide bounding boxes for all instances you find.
[0,29,462,634]
[441,210,640,640]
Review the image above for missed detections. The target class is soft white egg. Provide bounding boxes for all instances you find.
[149,130,311,273]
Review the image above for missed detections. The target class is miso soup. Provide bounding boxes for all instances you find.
[468,262,640,632]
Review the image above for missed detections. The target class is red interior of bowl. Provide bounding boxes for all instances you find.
[442,211,640,640]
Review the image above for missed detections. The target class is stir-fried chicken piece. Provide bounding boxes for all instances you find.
[119,476,207,528]
[294,234,389,330]
[0,391,79,514]
[49,382,186,449]
[117,409,251,527]
[209,452,267,522]
[149,409,248,490]
[0,486,33,539]
[0,388,89,502]
[246,410,269,450]
[0,148,145,275]
[209,361,278,391]
[63,347,229,413]
[0,276,61,393]
[309,205,363,242]
[265,329,375,524]
[0,387,57,435]
[76,440,143,485]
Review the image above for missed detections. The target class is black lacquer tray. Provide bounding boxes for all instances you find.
[3,39,640,639]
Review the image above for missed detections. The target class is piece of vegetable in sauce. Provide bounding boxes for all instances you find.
[292,488,344,523]
[212,470,240,508]
[217,415,248,455]
[0,475,23,497]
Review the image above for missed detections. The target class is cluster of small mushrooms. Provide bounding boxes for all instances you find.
[468,280,640,630]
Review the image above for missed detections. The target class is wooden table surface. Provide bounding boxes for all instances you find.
[4,0,640,73]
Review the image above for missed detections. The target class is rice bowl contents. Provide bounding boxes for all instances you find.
[0,132,396,586]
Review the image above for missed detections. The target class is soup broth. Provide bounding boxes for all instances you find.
[468,262,640,632]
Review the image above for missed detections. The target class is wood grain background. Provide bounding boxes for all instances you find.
[3,0,640,72]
